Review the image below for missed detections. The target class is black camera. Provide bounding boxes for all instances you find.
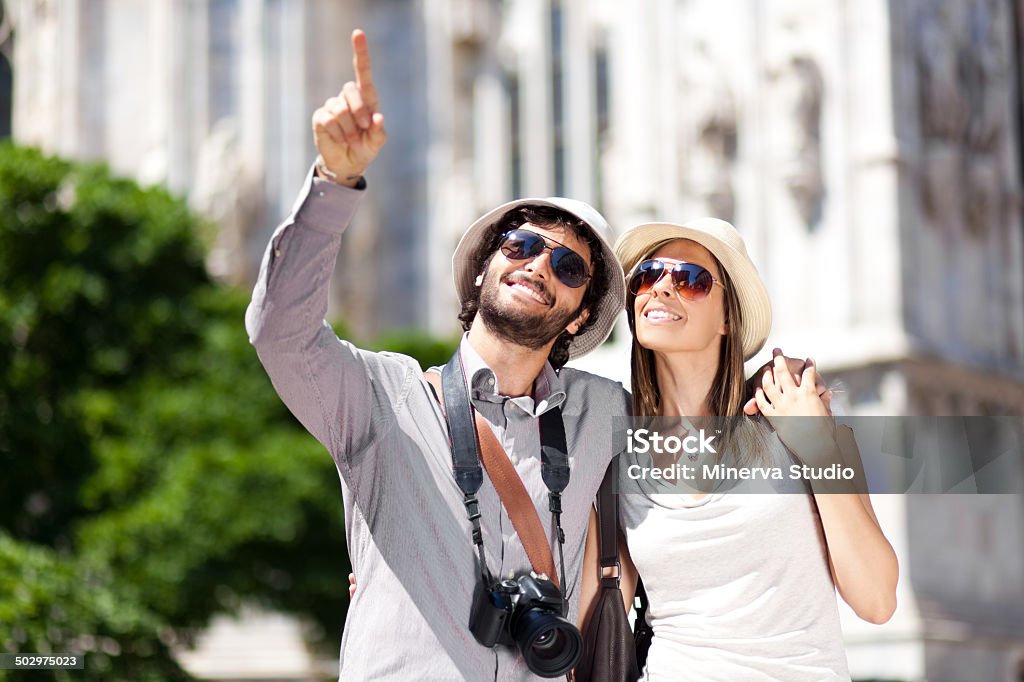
[469,573,583,677]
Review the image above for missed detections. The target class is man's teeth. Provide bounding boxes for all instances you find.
[646,309,681,321]
[510,282,547,304]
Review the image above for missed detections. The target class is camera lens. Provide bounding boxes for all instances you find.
[531,627,563,655]
[533,628,556,647]
[512,608,583,677]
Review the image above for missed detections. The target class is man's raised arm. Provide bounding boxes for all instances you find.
[245,29,391,461]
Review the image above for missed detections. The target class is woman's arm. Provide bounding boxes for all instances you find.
[619,528,638,614]
[810,427,898,624]
[755,356,899,624]
[578,507,602,633]
[812,491,898,623]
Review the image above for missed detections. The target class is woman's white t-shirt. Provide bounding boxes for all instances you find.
[618,441,851,681]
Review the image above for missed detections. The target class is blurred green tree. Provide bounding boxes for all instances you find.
[0,143,457,681]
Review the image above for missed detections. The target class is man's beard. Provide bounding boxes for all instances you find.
[477,271,581,351]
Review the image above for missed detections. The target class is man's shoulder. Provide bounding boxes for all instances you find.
[557,366,631,401]
[371,349,429,376]
[337,344,426,390]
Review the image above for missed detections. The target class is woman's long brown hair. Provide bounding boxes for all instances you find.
[626,239,773,465]
[626,239,745,419]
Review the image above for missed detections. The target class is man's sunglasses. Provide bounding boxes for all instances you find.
[498,229,591,289]
[628,258,724,301]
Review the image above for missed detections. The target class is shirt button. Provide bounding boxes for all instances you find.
[511,455,519,464]
[487,377,495,387]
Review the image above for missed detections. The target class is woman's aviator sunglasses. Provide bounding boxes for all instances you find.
[498,229,591,288]
[628,258,724,301]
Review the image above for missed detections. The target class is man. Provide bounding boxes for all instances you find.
[247,29,628,681]
[247,29,817,681]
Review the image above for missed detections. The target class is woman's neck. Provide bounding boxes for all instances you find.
[654,347,720,417]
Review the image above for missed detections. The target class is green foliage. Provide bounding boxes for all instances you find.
[68,288,348,639]
[367,328,460,369]
[0,144,208,544]
[0,533,187,682]
[0,143,456,680]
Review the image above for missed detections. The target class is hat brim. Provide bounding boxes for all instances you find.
[615,222,772,361]
[452,198,625,360]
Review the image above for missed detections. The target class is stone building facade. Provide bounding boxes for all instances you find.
[6,0,1024,679]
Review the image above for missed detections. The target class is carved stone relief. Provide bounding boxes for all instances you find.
[678,43,738,223]
[906,358,1024,416]
[191,118,261,286]
[915,0,1010,239]
[693,95,738,222]
[766,53,825,230]
[785,56,824,228]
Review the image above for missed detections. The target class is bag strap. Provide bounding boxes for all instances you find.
[633,576,652,669]
[595,466,620,588]
[595,463,652,660]
[476,412,560,587]
[425,371,560,587]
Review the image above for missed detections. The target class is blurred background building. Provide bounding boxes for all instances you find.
[3,0,1023,679]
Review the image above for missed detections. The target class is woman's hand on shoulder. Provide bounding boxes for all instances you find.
[755,355,829,417]
[743,349,832,416]
[754,356,837,464]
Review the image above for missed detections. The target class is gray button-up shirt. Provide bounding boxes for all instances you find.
[246,167,629,681]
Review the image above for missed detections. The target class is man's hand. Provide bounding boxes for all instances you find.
[312,29,387,187]
[743,348,832,416]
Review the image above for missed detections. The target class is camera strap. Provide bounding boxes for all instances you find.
[425,349,570,594]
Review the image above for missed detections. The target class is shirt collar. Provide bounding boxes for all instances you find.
[458,334,566,416]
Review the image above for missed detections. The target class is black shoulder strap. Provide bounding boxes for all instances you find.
[440,353,484,496]
[432,348,573,596]
[437,349,571,498]
[595,466,620,582]
[539,408,570,493]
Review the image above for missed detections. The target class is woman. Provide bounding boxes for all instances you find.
[579,218,898,681]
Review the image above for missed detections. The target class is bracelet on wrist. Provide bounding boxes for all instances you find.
[315,154,338,180]
[315,155,363,185]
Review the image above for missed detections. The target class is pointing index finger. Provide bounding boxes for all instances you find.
[351,29,378,111]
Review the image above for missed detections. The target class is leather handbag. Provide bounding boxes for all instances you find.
[574,467,641,682]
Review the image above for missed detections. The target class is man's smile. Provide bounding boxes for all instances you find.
[503,275,552,306]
